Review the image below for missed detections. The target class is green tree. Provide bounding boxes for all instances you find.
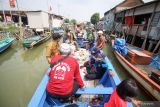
[70,19,77,25]
[64,18,69,23]
[90,13,100,25]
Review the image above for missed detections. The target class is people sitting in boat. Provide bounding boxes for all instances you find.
[96,30,106,50]
[63,29,74,44]
[86,28,95,50]
[83,47,113,80]
[46,33,62,64]
[104,79,141,107]
[46,43,84,101]
[75,24,82,34]
[63,29,79,50]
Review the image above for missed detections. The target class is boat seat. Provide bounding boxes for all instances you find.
[76,87,113,95]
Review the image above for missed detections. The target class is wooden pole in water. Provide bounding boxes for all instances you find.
[153,40,160,53]
[141,3,158,49]
[9,9,13,22]
[15,0,23,41]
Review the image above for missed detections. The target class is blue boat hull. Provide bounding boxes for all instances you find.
[0,42,12,53]
[23,35,51,48]
[28,56,133,107]
[0,38,15,53]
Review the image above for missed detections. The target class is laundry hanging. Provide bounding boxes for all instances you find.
[125,16,135,27]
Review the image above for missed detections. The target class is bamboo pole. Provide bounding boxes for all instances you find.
[15,0,23,40]
[141,3,158,49]
[131,25,139,45]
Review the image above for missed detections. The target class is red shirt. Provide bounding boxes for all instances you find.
[104,89,127,107]
[46,55,84,95]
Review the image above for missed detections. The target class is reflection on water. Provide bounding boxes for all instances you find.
[0,43,18,66]
[0,40,50,107]
[0,40,151,107]
[21,47,44,63]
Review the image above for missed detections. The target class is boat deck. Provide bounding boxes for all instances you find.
[134,64,159,75]
[77,49,102,102]
[79,63,99,102]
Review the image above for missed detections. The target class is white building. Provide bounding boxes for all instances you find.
[26,11,63,29]
[26,11,50,29]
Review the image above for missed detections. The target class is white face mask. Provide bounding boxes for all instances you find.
[92,56,103,62]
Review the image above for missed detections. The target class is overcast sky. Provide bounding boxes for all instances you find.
[0,0,155,21]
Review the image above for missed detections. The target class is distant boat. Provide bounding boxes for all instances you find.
[28,55,133,107]
[52,28,64,35]
[112,40,160,100]
[0,38,15,53]
[23,34,51,48]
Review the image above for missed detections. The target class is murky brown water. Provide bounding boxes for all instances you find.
[0,40,151,107]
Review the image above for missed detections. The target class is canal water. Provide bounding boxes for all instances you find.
[0,39,151,107]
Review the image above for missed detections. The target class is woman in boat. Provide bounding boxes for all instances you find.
[104,79,141,107]
[46,33,62,64]
[46,43,84,101]
[96,30,106,50]
[75,24,82,35]
[63,29,74,44]
[63,29,79,50]
[86,28,95,50]
[84,47,113,80]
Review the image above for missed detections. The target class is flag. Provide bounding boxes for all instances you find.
[49,3,53,12]
[9,0,15,8]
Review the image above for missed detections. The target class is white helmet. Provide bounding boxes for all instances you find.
[60,43,71,54]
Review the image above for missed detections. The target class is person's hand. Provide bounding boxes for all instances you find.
[93,67,97,72]
[80,86,86,91]
[80,65,84,69]
[109,71,114,77]
[71,41,74,45]
[131,98,142,107]
[47,58,51,64]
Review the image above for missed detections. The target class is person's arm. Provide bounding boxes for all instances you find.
[46,57,51,64]
[46,43,52,64]
[74,61,84,88]
[70,33,74,43]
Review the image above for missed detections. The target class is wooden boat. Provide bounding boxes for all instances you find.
[0,38,15,53]
[28,51,133,107]
[23,34,51,48]
[112,40,160,100]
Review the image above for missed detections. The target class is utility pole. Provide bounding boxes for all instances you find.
[47,0,53,36]
[15,0,23,40]
[1,0,6,24]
